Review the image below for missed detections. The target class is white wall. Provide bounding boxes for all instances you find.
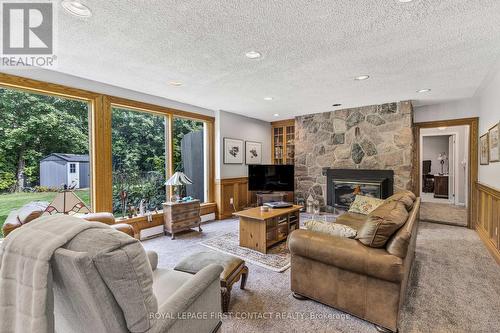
[414,98,479,123]
[477,64,500,190]
[215,110,271,179]
[0,68,214,117]
[422,135,450,175]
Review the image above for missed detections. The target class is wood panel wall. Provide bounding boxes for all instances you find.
[474,182,500,264]
[215,177,250,219]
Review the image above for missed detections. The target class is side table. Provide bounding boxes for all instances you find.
[162,200,201,239]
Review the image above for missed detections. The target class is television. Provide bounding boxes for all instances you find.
[248,165,294,192]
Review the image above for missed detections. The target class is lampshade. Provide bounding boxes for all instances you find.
[165,171,193,186]
[45,190,91,214]
[437,153,447,161]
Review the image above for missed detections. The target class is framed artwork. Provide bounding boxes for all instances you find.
[480,133,489,165]
[245,141,262,164]
[488,123,499,162]
[223,138,243,164]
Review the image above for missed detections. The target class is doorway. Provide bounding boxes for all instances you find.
[414,118,479,228]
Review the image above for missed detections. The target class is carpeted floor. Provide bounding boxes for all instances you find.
[420,202,468,227]
[142,218,500,333]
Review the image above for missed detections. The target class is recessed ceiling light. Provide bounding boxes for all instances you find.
[332,103,342,107]
[354,75,370,81]
[168,81,183,87]
[61,0,92,18]
[398,0,414,3]
[245,51,262,59]
[264,97,274,101]
[273,113,280,117]
[417,88,431,93]
[438,127,447,130]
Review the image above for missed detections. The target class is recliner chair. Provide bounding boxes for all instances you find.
[49,226,223,333]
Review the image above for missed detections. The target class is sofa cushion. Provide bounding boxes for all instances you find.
[17,201,49,224]
[335,212,367,231]
[386,198,421,258]
[305,220,357,238]
[348,195,384,215]
[356,201,408,248]
[65,227,158,333]
[384,190,416,211]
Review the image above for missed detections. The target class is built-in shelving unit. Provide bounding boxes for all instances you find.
[272,119,295,165]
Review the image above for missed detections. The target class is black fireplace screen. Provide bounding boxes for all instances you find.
[333,179,382,209]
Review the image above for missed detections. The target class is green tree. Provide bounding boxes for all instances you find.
[0,88,89,192]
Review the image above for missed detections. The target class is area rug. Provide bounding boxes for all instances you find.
[199,232,290,272]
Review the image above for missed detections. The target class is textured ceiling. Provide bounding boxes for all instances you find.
[55,0,500,121]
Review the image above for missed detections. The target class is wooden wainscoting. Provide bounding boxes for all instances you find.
[215,177,250,220]
[474,182,500,264]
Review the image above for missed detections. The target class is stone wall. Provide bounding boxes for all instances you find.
[294,101,414,207]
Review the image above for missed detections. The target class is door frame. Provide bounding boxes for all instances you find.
[413,117,479,228]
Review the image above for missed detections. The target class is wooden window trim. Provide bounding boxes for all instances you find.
[0,72,216,214]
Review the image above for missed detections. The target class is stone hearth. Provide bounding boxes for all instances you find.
[294,101,414,208]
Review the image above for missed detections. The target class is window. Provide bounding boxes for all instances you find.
[111,107,167,217]
[69,163,76,173]
[172,117,208,202]
[0,86,92,234]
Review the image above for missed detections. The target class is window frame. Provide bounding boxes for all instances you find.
[0,73,216,219]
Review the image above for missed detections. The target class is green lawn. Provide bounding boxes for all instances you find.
[0,190,90,236]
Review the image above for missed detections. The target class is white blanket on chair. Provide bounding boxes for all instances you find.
[0,215,108,333]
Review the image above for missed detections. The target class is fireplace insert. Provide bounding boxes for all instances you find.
[326,169,394,209]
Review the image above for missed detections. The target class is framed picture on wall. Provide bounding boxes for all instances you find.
[223,138,244,164]
[245,141,262,164]
[488,123,499,162]
[480,133,489,165]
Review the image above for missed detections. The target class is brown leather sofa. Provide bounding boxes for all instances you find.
[2,203,135,238]
[288,194,420,333]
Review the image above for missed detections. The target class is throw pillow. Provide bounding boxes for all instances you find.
[384,190,416,211]
[348,195,385,215]
[305,220,357,239]
[355,201,408,248]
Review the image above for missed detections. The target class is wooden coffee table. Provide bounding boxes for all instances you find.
[233,205,302,254]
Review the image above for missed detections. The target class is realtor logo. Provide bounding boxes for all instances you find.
[1,1,56,67]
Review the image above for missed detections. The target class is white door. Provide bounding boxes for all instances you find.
[448,135,455,204]
[67,162,80,188]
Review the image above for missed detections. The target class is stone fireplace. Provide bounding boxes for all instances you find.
[294,101,414,209]
[326,169,394,209]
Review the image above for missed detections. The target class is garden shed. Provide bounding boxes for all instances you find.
[40,153,90,189]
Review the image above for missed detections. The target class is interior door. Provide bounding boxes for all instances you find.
[448,135,456,204]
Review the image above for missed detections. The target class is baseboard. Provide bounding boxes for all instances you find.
[476,225,500,265]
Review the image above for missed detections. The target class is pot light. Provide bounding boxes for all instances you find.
[61,0,92,18]
[273,113,280,117]
[168,81,183,87]
[398,0,414,2]
[438,127,447,131]
[417,88,431,93]
[245,51,262,59]
[264,97,274,101]
[354,75,370,81]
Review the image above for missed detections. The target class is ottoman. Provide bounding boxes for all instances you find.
[174,251,249,312]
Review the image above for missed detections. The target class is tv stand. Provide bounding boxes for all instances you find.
[256,192,287,206]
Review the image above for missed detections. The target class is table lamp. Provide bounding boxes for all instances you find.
[165,171,193,202]
[437,152,448,175]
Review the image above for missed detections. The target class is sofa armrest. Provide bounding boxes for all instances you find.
[82,212,115,224]
[152,264,223,333]
[146,251,158,271]
[288,229,404,282]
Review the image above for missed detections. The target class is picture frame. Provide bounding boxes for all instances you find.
[480,133,489,165]
[223,138,243,164]
[245,141,262,165]
[488,122,499,162]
